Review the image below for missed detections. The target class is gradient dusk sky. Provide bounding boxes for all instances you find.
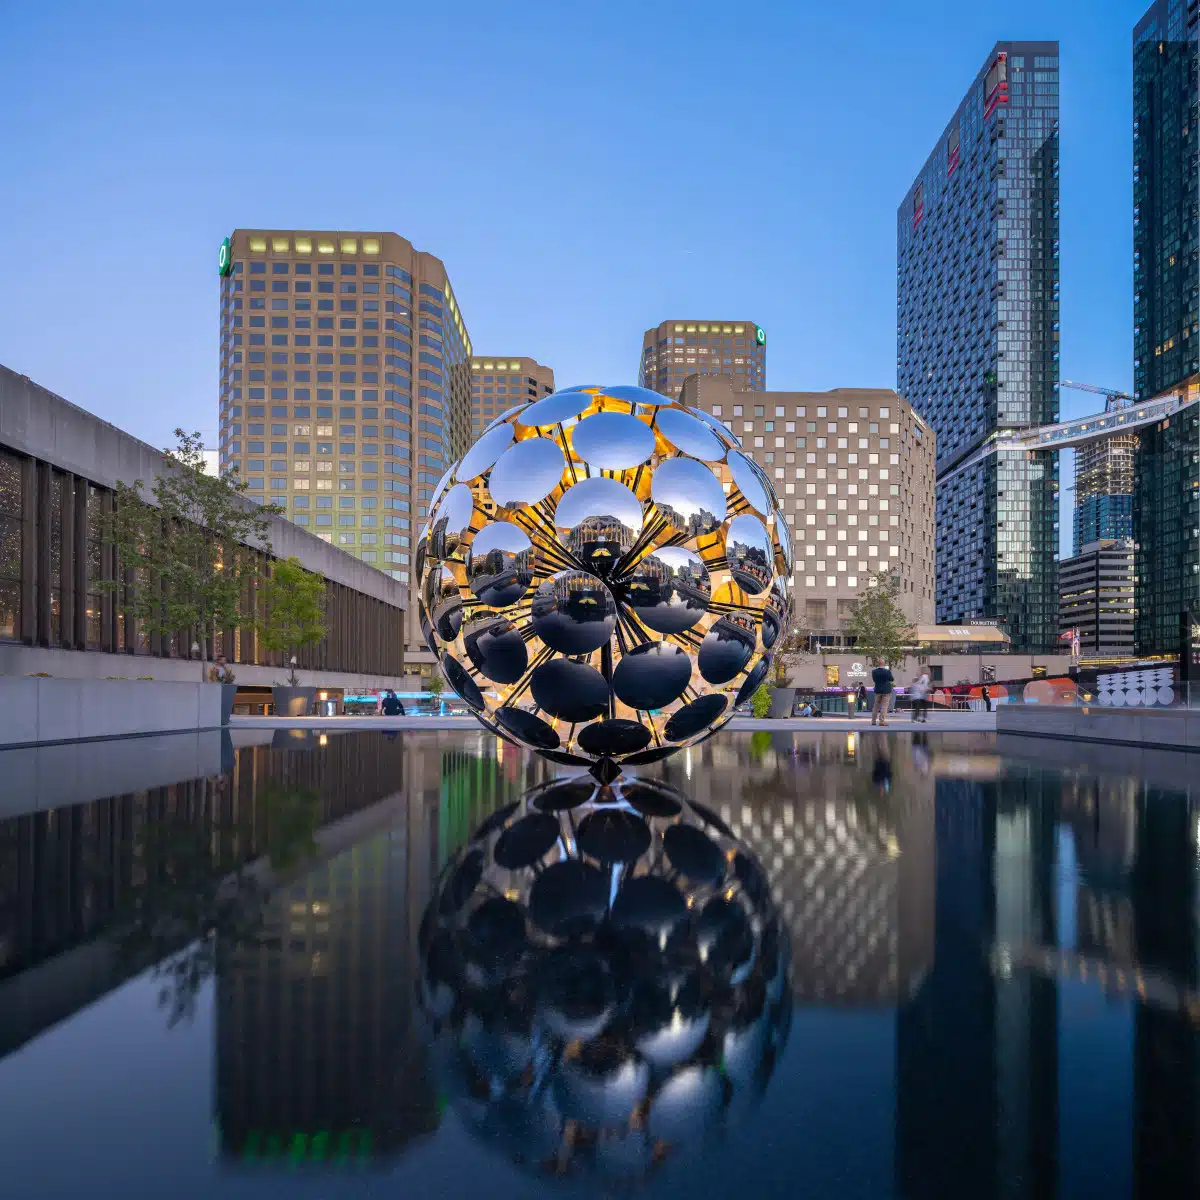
[0,1,1149,553]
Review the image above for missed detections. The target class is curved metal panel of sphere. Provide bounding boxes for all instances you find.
[530,658,611,724]
[693,406,741,446]
[726,450,770,515]
[599,384,674,408]
[775,511,794,574]
[650,457,726,536]
[428,483,475,561]
[654,406,728,462]
[556,477,644,578]
[626,545,710,634]
[455,421,514,483]
[698,614,758,685]
[488,437,567,508]
[418,385,791,771]
[466,521,534,606]
[530,570,618,655]
[463,613,528,685]
[612,642,693,711]
[571,411,656,471]
[516,389,593,428]
[725,514,774,596]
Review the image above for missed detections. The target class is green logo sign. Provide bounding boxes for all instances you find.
[218,237,233,278]
[755,325,766,345]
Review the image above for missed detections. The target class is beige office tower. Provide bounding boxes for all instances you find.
[684,375,936,633]
[639,320,766,398]
[218,230,472,673]
[471,356,555,437]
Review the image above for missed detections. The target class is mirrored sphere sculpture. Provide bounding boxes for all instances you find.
[419,775,792,1186]
[417,385,794,775]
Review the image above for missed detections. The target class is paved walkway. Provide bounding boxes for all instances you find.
[232,712,997,734]
[728,712,996,733]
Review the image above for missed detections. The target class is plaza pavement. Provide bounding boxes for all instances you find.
[231,711,998,733]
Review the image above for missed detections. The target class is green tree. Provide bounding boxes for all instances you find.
[770,625,811,687]
[257,557,327,686]
[844,571,916,666]
[102,430,275,681]
[751,683,773,718]
[425,671,445,710]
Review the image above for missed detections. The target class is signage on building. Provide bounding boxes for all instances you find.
[847,662,868,679]
[825,664,840,687]
[218,236,233,278]
[755,326,766,346]
[984,51,1009,118]
[968,618,1001,627]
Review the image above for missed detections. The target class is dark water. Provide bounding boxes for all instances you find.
[1,726,1198,1198]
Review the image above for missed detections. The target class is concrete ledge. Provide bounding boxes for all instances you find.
[996,704,1200,751]
[0,678,223,747]
[0,730,230,818]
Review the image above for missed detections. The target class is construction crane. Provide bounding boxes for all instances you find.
[1060,379,1136,413]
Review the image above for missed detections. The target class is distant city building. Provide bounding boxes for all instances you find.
[640,320,765,399]
[897,42,1061,651]
[1073,436,1136,553]
[1132,3,1200,653]
[1059,539,1136,659]
[470,356,554,437]
[217,230,472,672]
[684,376,935,634]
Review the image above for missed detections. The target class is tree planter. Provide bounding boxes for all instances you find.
[272,686,316,718]
[769,687,797,719]
[219,683,239,725]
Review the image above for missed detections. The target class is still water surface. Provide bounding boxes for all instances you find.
[0,727,1197,1198]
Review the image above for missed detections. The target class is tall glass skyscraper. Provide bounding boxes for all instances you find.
[897,42,1061,651]
[1132,2,1200,653]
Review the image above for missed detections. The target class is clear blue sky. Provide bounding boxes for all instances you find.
[0,0,1147,552]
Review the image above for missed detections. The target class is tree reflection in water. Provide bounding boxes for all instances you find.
[112,782,321,1026]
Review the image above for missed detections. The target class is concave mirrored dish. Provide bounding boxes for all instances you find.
[418,385,791,775]
[654,406,728,462]
[625,545,710,634]
[649,457,727,536]
[571,411,656,471]
[489,437,567,508]
[419,774,792,1188]
[517,389,594,428]
[466,521,534,607]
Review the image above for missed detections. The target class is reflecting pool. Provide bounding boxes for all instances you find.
[0,727,1198,1198]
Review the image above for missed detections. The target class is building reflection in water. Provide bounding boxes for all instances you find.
[214,732,551,1168]
[3,726,1200,1191]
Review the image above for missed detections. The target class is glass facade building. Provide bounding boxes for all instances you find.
[1073,435,1137,553]
[1132,2,1200,653]
[897,42,1061,651]
[218,230,471,673]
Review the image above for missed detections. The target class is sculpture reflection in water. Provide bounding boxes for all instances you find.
[416,383,794,781]
[418,772,792,1185]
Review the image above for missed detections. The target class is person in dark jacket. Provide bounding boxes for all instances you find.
[855,682,868,715]
[981,685,992,713]
[870,664,894,726]
[381,690,405,716]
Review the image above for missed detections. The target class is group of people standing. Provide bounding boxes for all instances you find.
[848,665,932,726]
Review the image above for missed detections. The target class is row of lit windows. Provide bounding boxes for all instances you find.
[245,235,383,255]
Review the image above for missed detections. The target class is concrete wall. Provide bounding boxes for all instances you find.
[0,364,406,608]
[0,642,407,693]
[997,704,1200,751]
[0,729,230,819]
[0,678,224,748]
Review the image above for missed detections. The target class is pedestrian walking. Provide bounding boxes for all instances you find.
[855,682,868,716]
[981,684,992,713]
[911,671,930,723]
[870,663,894,726]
